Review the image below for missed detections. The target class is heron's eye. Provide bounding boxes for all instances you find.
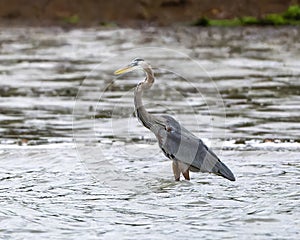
[165,126,172,132]
[133,58,144,63]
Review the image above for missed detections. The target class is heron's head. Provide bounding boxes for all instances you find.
[114,58,147,75]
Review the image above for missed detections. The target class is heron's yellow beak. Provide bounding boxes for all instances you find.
[114,65,137,75]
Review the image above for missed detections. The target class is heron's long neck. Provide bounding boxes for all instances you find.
[134,68,154,129]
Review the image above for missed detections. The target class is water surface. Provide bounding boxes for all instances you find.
[0,26,299,239]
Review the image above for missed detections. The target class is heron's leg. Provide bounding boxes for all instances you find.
[182,169,190,180]
[178,162,190,181]
[172,160,181,181]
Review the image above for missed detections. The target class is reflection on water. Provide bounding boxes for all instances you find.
[0,27,300,239]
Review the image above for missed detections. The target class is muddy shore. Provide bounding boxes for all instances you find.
[0,0,299,27]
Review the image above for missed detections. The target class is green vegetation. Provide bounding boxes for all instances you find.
[63,14,80,24]
[262,14,286,25]
[99,21,118,27]
[283,4,300,20]
[192,5,300,26]
[209,18,241,27]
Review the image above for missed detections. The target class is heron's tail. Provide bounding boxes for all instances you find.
[215,161,236,181]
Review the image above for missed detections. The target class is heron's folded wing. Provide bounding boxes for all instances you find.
[156,115,235,179]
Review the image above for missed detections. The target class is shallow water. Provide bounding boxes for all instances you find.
[0,26,300,239]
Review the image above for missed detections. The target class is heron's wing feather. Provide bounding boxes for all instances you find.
[153,115,235,181]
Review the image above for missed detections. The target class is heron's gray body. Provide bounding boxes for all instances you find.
[117,58,235,181]
[137,110,235,181]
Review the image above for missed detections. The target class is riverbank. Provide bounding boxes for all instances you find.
[0,0,299,27]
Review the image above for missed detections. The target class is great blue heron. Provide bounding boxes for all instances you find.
[114,58,235,181]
